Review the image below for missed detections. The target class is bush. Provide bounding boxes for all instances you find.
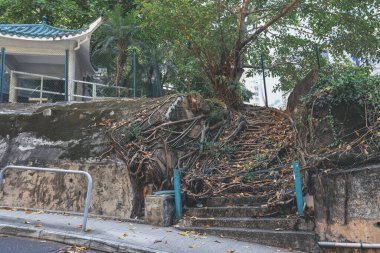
[315,66,380,124]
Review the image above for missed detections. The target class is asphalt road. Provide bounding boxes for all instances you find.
[0,235,102,253]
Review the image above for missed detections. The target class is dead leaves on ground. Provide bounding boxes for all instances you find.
[178,230,209,238]
[58,245,88,253]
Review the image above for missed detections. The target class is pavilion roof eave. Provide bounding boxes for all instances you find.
[0,17,102,42]
[77,38,97,76]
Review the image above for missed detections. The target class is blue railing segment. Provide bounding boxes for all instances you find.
[173,169,183,219]
[292,161,304,216]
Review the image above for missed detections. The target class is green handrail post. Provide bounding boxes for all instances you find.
[64,49,69,101]
[173,169,183,219]
[292,161,304,216]
[0,47,6,102]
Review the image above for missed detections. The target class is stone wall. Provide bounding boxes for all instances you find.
[0,161,135,218]
[313,165,380,243]
[0,100,159,219]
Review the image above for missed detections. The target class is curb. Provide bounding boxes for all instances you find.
[0,223,168,253]
[0,206,146,224]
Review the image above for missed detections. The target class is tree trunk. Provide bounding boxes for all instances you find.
[206,51,245,108]
[114,40,127,87]
[202,0,299,108]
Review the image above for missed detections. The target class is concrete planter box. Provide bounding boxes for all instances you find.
[144,194,175,227]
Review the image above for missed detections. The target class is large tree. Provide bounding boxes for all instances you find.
[139,0,380,107]
[92,6,138,87]
[0,0,135,28]
[1,0,378,105]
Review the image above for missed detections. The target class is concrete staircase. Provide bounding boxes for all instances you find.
[179,195,319,252]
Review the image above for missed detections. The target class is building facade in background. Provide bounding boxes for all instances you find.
[243,71,287,109]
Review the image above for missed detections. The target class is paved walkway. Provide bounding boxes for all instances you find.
[0,209,298,253]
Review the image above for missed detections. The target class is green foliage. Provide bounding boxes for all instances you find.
[0,0,100,28]
[242,86,254,102]
[310,66,380,146]
[1,0,379,100]
[91,5,138,87]
[325,108,340,147]
[316,66,380,110]
[138,0,380,102]
[206,99,227,125]
[126,123,141,142]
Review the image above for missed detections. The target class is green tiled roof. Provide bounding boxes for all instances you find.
[0,16,87,39]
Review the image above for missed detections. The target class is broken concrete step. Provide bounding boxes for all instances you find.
[179,226,317,252]
[182,217,313,231]
[184,205,290,218]
[191,194,273,207]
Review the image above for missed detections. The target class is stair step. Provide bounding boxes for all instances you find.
[187,194,273,207]
[185,204,292,218]
[181,217,314,230]
[178,226,317,252]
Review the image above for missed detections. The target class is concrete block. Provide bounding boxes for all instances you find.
[144,194,174,227]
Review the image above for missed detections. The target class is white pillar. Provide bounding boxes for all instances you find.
[9,71,17,103]
[68,49,76,101]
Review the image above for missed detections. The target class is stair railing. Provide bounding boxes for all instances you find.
[173,161,304,218]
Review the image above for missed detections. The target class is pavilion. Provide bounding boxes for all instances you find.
[0,16,102,102]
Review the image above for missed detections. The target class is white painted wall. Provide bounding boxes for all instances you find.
[243,72,286,109]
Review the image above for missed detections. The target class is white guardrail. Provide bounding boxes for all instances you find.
[0,165,92,232]
[9,70,139,103]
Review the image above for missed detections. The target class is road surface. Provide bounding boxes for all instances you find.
[0,235,102,253]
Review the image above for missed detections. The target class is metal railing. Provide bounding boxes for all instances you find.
[10,71,65,103]
[8,70,142,103]
[0,165,92,232]
[72,79,141,100]
[173,161,304,219]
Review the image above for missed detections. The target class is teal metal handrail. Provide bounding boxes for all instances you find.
[173,161,304,219]
[292,161,304,216]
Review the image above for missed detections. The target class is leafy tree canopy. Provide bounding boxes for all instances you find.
[0,0,135,28]
[0,0,379,106]
[139,0,379,105]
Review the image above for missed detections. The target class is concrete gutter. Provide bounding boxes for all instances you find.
[0,223,167,253]
[319,241,380,249]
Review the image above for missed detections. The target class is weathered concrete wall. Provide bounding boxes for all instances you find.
[0,100,151,165]
[0,161,135,218]
[313,165,380,243]
[0,100,161,218]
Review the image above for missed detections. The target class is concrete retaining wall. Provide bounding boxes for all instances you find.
[313,165,380,243]
[0,161,135,218]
